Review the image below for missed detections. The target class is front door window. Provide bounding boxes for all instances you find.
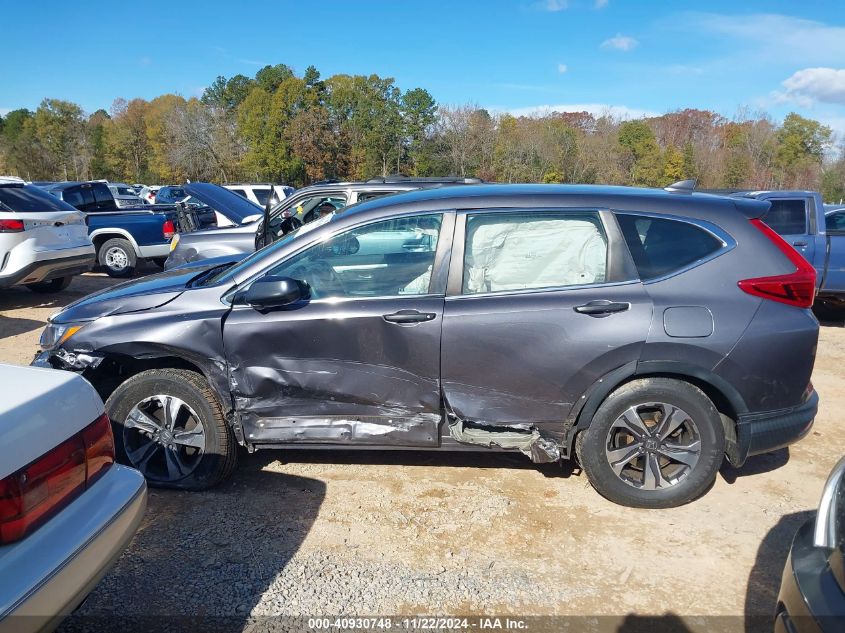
[267,214,443,299]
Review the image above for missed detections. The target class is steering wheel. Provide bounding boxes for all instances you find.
[292,261,345,298]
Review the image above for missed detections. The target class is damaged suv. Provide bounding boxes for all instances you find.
[33,184,820,508]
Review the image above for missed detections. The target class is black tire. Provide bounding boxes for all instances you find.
[813,299,845,322]
[26,276,72,293]
[579,378,725,509]
[98,238,137,278]
[105,368,238,490]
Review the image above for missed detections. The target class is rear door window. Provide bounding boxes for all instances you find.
[462,212,608,294]
[762,199,807,235]
[0,186,79,212]
[616,214,722,281]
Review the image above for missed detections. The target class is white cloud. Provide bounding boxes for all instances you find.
[595,0,608,7]
[685,13,845,65]
[779,68,845,106]
[0,108,11,117]
[557,63,568,73]
[536,0,567,11]
[601,34,638,52]
[503,103,659,120]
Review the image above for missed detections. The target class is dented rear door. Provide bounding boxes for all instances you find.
[440,208,651,442]
[222,212,455,447]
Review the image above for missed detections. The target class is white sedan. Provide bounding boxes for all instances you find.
[0,364,146,632]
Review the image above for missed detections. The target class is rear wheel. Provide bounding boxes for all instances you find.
[26,276,72,293]
[99,238,136,278]
[105,368,237,490]
[579,378,725,508]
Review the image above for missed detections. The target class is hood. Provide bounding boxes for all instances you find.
[53,263,219,323]
[183,182,264,225]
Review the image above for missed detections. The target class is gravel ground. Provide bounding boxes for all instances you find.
[1,270,843,633]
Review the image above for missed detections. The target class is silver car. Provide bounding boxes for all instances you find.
[0,364,146,633]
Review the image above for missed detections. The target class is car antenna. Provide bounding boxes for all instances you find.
[664,179,697,193]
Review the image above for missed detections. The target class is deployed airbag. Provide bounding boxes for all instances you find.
[463,215,607,294]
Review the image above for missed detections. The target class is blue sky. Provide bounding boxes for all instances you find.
[2,0,844,136]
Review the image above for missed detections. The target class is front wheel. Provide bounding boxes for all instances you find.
[105,368,238,490]
[98,238,137,278]
[578,378,725,508]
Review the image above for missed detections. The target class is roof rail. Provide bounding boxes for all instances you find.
[311,179,341,185]
[366,176,484,185]
[664,179,697,194]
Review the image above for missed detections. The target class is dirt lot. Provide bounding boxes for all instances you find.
[2,270,843,632]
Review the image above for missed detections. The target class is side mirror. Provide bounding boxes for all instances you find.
[244,276,306,309]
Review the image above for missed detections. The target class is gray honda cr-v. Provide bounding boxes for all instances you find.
[33,183,820,508]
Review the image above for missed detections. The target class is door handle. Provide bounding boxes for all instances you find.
[573,300,630,316]
[792,240,808,247]
[383,310,437,324]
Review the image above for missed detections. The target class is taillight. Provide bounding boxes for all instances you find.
[0,413,115,544]
[0,219,25,232]
[162,219,175,239]
[82,413,115,486]
[738,218,817,308]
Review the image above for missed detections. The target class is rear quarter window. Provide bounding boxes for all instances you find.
[616,214,723,281]
[0,185,79,212]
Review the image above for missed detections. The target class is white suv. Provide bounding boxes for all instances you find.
[0,177,95,293]
[223,183,293,208]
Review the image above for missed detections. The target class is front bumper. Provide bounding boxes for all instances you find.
[0,465,146,633]
[731,391,818,467]
[0,250,95,288]
[776,519,845,633]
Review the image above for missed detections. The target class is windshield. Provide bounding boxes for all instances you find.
[202,213,335,286]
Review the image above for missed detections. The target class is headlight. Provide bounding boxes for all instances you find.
[170,233,180,252]
[39,323,86,350]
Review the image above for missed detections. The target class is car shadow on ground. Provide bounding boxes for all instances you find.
[719,448,790,484]
[0,314,45,339]
[59,455,326,633]
[270,447,578,478]
[743,510,815,633]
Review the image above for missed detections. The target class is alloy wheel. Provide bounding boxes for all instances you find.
[123,394,206,482]
[604,402,702,490]
[105,246,129,271]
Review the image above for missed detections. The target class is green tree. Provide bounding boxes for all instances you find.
[618,120,662,186]
[87,109,111,179]
[401,88,437,175]
[255,64,295,93]
[33,99,88,180]
[775,113,832,187]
